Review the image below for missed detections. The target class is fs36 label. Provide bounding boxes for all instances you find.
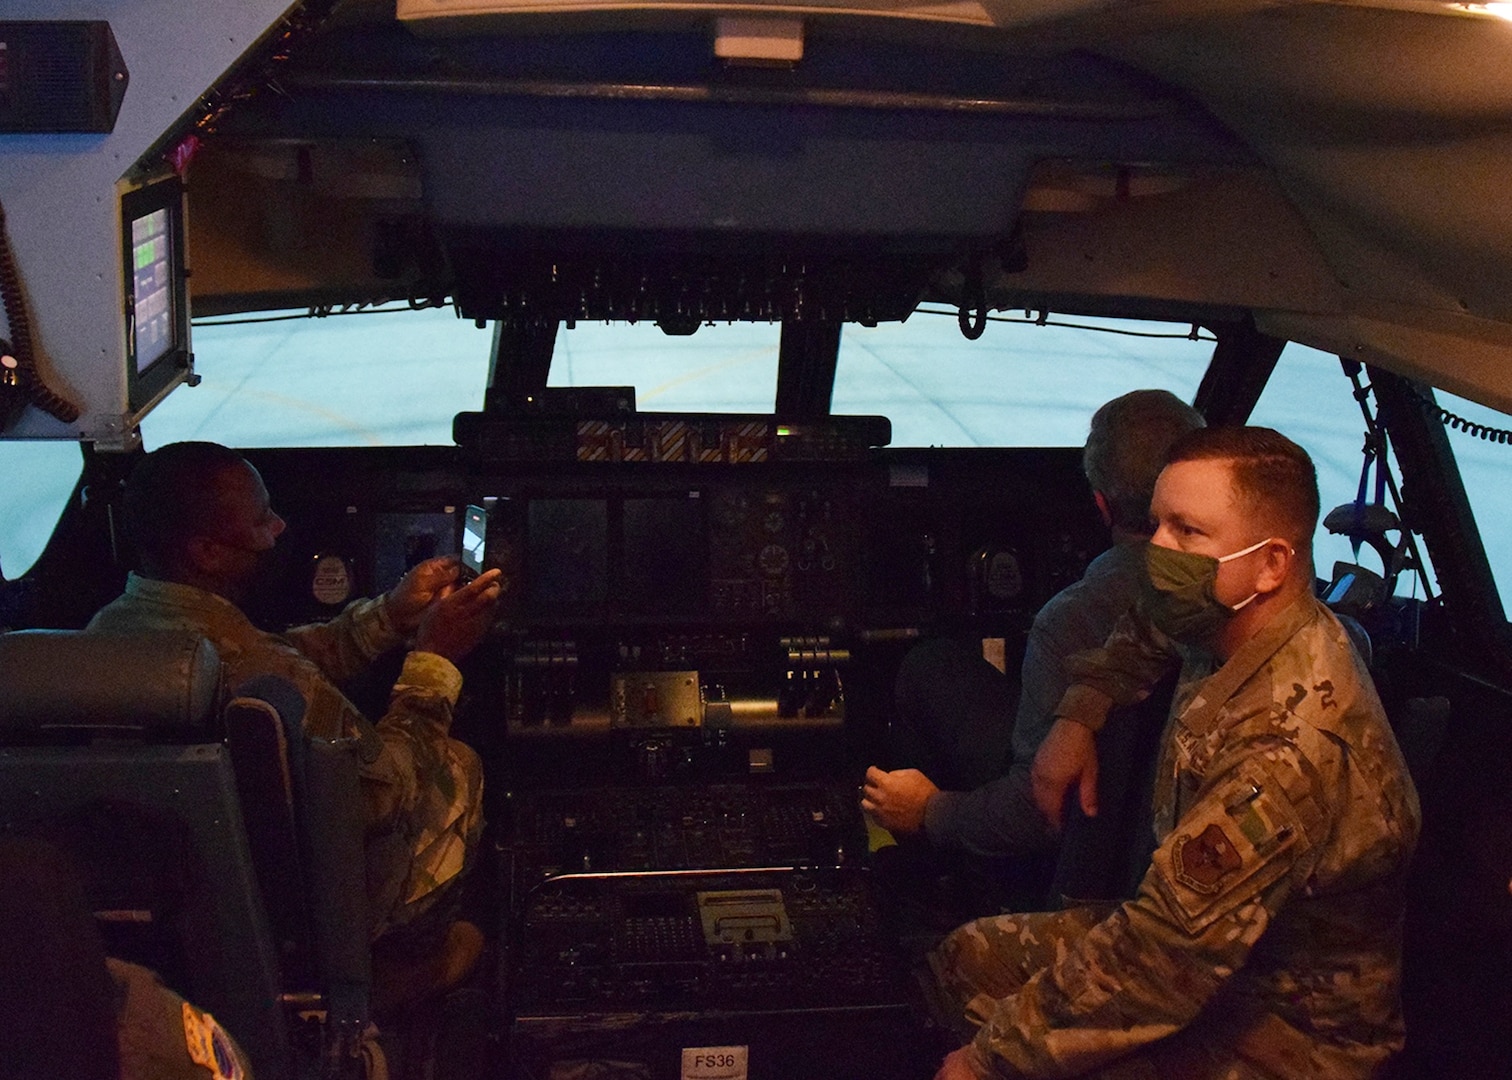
[681,1045,748,1080]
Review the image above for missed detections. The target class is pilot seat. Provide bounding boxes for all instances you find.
[0,628,381,1080]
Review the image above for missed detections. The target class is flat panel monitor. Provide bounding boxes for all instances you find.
[623,495,705,615]
[122,175,189,413]
[526,499,608,612]
[373,512,456,592]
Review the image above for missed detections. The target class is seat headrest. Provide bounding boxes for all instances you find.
[1333,613,1374,670]
[0,630,222,740]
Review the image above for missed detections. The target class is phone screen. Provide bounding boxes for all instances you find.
[460,505,488,582]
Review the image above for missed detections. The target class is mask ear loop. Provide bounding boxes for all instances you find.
[1217,536,1279,564]
[1218,538,1295,611]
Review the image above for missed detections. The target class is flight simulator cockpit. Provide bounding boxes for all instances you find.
[3,2,1512,1079]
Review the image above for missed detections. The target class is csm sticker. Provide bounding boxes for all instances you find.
[310,554,353,606]
[682,1045,748,1080]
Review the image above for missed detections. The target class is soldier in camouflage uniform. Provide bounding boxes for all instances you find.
[88,442,501,941]
[930,427,1420,1080]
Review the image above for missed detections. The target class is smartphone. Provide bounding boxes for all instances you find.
[459,504,488,584]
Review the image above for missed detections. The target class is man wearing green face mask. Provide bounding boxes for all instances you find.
[928,427,1420,1080]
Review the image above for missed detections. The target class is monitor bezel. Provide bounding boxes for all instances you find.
[121,174,190,414]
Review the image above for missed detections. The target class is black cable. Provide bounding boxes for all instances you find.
[916,306,1217,341]
[0,198,80,424]
[1399,380,1512,445]
[956,263,987,341]
[196,300,1220,346]
[193,300,445,328]
[1341,362,1435,600]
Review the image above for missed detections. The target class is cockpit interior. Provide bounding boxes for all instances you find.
[2,1,1512,1078]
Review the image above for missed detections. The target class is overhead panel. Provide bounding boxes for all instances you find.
[1101,1,1512,411]
[397,0,1001,29]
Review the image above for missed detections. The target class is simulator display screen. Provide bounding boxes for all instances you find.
[624,496,705,615]
[130,206,174,374]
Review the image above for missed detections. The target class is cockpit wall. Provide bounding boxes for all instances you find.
[6,0,1512,445]
[3,4,1512,1079]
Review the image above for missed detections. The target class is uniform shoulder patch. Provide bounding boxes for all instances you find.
[1151,760,1315,935]
[1172,822,1244,894]
[182,1002,245,1080]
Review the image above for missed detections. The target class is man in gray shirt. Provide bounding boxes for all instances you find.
[863,389,1203,903]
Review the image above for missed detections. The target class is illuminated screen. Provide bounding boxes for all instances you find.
[122,176,188,413]
[130,207,174,374]
[461,505,488,576]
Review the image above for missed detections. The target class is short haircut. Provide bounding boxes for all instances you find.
[121,441,248,573]
[1165,426,1320,553]
[1083,389,1206,532]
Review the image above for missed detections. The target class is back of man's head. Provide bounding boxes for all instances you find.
[122,441,247,578]
[1164,425,1320,559]
[1083,389,1206,533]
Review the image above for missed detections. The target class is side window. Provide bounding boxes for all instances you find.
[0,441,82,580]
[832,312,1209,447]
[1248,345,1444,600]
[1432,389,1511,611]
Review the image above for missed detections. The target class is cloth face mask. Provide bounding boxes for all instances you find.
[1141,537,1278,643]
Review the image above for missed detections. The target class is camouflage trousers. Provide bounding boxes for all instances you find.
[370,736,486,942]
[925,907,1268,1080]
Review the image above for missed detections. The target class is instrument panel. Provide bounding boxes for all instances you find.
[244,445,1105,637]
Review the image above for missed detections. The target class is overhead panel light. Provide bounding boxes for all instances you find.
[714,15,804,65]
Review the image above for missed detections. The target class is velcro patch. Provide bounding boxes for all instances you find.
[1172,823,1244,894]
[1151,761,1312,935]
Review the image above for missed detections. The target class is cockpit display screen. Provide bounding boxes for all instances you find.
[527,499,609,612]
[121,175,189,413]
[624,495,705,615]
[129,207,174,374]
[373,512,456,592]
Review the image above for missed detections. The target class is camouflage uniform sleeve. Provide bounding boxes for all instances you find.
[1055,609,1177,733]
[968,737,1328,1078]
[353,647,482,932]
[357,650,464,828]
[281,594,406,685]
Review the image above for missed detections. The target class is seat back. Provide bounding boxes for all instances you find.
[0,629,290,1080]
[225,675,372,1041]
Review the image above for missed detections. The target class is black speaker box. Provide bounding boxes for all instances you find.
[0,21,128,134]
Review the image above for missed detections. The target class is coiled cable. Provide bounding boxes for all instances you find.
[0,198,81,424]
[1401,380,1512,445]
